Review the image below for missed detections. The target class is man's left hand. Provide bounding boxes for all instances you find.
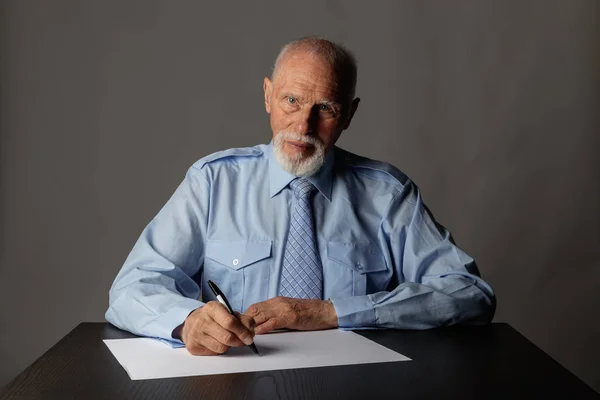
[245,297,338,334]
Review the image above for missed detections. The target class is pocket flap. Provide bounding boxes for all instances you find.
[206,240,272,270]
[327,242,387,274]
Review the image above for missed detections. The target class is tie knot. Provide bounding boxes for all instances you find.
[290,178,316,199]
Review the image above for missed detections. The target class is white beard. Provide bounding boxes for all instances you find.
[273,132,326,177]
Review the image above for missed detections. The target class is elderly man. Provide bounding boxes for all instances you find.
[106,37,496,355]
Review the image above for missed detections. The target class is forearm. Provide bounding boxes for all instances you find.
[330,276,495,329]
[106,166,211,342]
[341,181,496,330]
[105,233,204,342]
[105,271,203,341]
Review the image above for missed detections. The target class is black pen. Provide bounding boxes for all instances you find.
[207,280,260,356]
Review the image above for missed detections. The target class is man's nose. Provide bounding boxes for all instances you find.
[294,106,319,135]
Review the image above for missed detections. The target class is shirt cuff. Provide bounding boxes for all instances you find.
[145,297,203,344]
[152,337,186,348]
[330,295,376,328]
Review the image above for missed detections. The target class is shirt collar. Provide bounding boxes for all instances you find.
[268,141,334,202]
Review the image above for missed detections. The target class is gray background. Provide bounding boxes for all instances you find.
[1,0,599,392]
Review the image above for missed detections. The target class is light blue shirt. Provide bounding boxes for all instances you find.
[105,143,496,345]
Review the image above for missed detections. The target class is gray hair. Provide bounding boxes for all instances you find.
[271,36,358,103]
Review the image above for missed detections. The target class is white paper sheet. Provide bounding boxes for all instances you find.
[103,329,410,380]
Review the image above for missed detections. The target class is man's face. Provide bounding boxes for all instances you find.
[263,51,359,176]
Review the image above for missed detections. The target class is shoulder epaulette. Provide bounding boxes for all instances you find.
[337,147,409,187]
[192,146,264,171]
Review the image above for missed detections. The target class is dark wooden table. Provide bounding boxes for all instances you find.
[1,323,597,399]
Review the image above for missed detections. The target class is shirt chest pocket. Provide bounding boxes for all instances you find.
[325,242,388,297]
[202,240,272,312]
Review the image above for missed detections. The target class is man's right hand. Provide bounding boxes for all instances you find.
[180,301,256,355]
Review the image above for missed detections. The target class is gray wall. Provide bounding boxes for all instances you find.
[1,0,599,392]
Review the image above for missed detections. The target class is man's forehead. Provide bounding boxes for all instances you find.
[273,53,343,99]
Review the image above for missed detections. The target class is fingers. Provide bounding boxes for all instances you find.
[245,303,260,317]
[245,297,338,333]
[245,308,268,326]
[246,298,290,334]
[210,304,255,345]
[254,317,283,335]
[185,334,223,356]
[194,332,231,354]
[238,313,257,332]
[186,343,219,356]
[202,317,246,347]
[245,299,276,326]
[181,301,256,356]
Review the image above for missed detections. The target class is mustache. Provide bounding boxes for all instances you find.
[277,132,323,146]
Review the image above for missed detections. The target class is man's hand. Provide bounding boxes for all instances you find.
[245,297,338,334]
[180,301,256,355]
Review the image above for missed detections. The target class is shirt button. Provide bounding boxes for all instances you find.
[356,262,363,270]
[232,258,239,266]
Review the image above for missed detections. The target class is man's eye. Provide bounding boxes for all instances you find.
[287,97,297,104]
[319,104,337,115]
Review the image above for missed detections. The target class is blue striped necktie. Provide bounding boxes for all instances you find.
[279,178,323,299]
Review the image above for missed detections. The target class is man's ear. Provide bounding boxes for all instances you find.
[263,77,272,113]
[342,97,360,130]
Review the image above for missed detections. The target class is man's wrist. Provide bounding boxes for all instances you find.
[172,307,200,341]
[171,323,184,340]
[329,295,376,328]
[324,299,339,328]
